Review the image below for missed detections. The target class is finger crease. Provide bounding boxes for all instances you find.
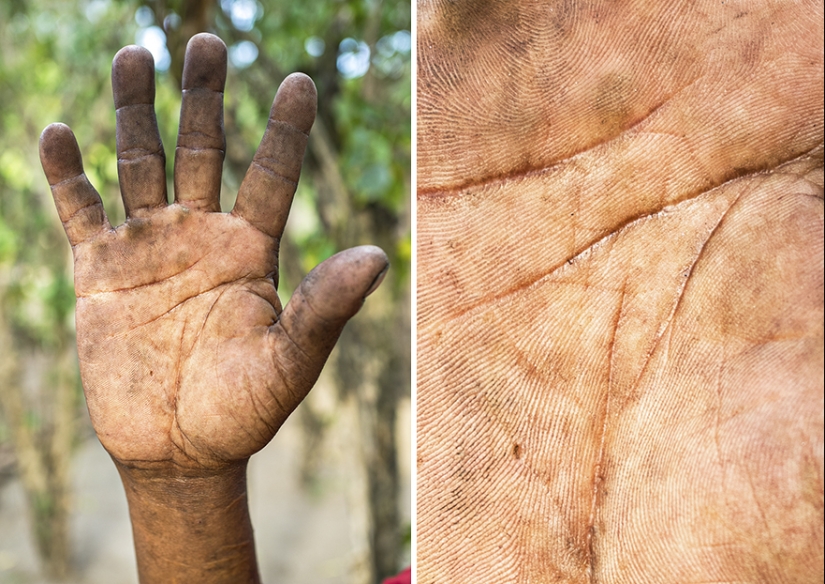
[177,130,224,142]
[251,160,298,186]
[50,173,89,189]
[118,152,165,163]
[176,145,226,154]
[181,88,224,97]
[269,118,310,138]
[64,199,104,222]
[276,320,312,361]
[115,102,155,112]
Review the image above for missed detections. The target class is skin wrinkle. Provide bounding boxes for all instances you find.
[176,145,227,154]
[273,319,313,362]
[586,281,626,582]
[249,389,277,437]
[740,431,781,570]
[271,333,320,404]
[266,118,310,139]
[239,287,280,323]
[229,209,281,243]
[634,171,764,400]
[621,182,751,402]
[65,215,110,249]
[191,284,232,346]
[64,199,105,222]
[118,148,165,160]
[75,243,247,299]
[419,75,702,199]
[169,425,201,467]
[50,172,92,190]
[83,278,249,341]
[267,323,324,413]
[263,358,291,419]
[96,300,184,340]
[422,143,822,333]
[426,168,749,329]
[169,319,187,459]
[114,101,154,111]
[637,130,714,185]
[222,402,263,447]
[249,159,300,185]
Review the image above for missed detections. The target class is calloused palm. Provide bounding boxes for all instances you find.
[417,1,822,582]
[40,34,387,472]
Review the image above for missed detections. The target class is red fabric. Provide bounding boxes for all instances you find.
[382,566,411,584]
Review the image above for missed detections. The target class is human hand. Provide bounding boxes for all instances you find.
[39,33,387,582]
[417,1,822,582]
[40,34,387,473]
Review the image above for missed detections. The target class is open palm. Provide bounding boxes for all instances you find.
[417,1,822,582]
[40,34,387,472]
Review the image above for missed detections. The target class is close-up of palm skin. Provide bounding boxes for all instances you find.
[417,0,822,583]
[39,34,388,474]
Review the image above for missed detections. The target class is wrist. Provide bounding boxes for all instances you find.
[115,460,261,584]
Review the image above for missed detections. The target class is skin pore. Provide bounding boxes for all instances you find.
[40,34,388,583]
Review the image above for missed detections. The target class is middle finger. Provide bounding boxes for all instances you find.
[174,33,227,213]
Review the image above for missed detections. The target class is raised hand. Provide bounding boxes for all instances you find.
[417,1,822,582]
[40,33,387,583]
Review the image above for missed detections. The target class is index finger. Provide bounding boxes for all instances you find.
[232,73,316,240]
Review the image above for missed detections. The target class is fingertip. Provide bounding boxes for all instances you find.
[271,73,317,133]
[182,33,227,91]
[349,245,391,297]
[301,246,390,321]
[274,246,389,375]
[39,123,84,184]
[112,45,155,109]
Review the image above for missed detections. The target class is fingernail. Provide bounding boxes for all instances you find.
[365,263,389,297]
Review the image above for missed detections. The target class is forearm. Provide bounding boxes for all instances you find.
[115,461,260,584]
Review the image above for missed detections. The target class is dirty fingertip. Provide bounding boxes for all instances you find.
[271,73,317,133]
[182,33,227,90]
[112,45,156,108]
[39,123,84,184]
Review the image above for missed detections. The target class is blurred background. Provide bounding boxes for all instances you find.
[0,0,410,582]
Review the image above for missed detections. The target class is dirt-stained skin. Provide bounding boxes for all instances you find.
[40,34,388,583]
[417,1,823,582]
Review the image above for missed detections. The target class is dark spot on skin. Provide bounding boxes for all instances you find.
[512,443,522,459]
[438,0,506,43]
[174,206,191,223]
[547,0,578,38]
[149,370,153,376]
[124,217,151,240]
[174,251,190,269]
[594,72,634,135]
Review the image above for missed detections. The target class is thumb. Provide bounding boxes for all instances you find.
[268,245,389,398]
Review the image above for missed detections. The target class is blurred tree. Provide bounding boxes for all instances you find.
[0,0,410,581]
